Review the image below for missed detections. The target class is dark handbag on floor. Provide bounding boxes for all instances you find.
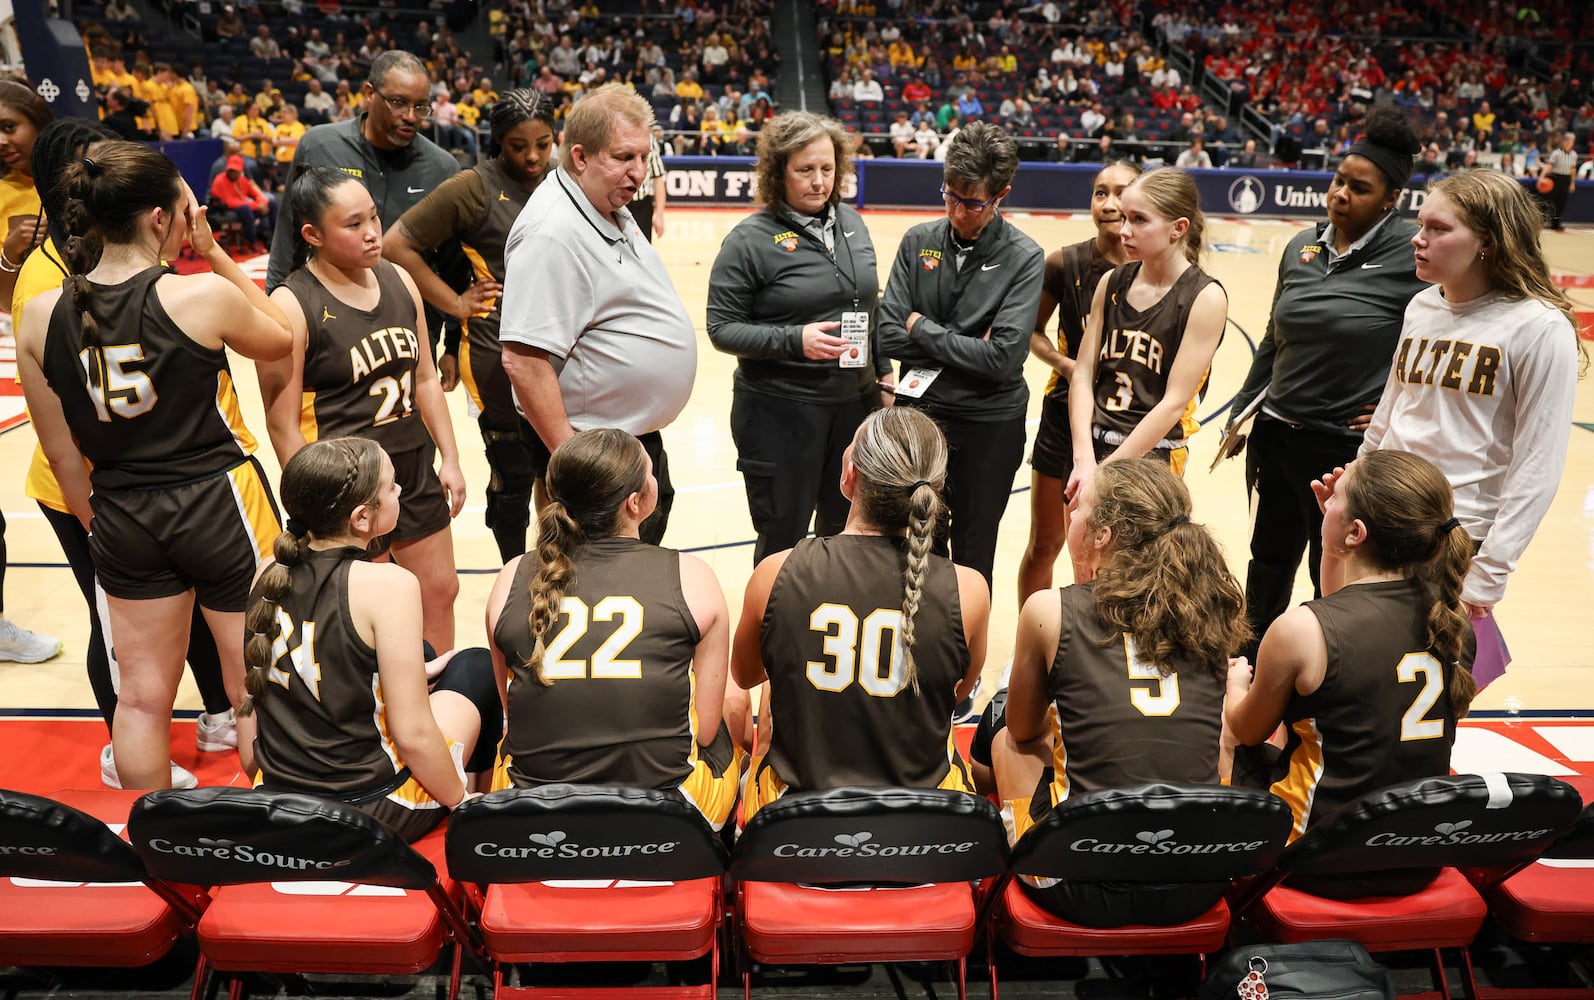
[1200,941,1395,1000]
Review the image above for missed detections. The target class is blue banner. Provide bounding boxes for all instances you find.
[661,156,1593,223]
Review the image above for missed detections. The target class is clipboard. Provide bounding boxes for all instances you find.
[1210,391,1267,472]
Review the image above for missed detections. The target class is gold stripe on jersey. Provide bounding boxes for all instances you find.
[214,371,259,455]
[1046,704,1071,808]
[742,745,971,825]
[370,675,404,773]
[459,337,486,414]
[385,740,465,812]
[1168,446,1189,477]
[300,391,321,443]
[1176,386,1202,443]
[1271,717,1326,843]
[460,242,496,297]
[225,460,283,560]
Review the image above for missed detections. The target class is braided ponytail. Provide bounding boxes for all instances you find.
[525,499,584,687]
[1421,521,1478,718]
[899,480,945,694]
[240,530,308,717]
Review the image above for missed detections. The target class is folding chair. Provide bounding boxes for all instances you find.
[1231,773,1582,1000]
[0,788,206,980]
[445,783,729,999]
[729,787,1008,1000]
[989,783,1292,997]
[1485,776,1594,945]
[127,786,479,1000]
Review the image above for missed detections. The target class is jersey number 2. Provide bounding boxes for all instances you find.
[1398,652,1446,741]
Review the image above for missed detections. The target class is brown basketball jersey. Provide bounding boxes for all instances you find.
[761,534,968,792]
[1272,579,1459,839]
[40,265,257,491]
[1092,262,1219,444]
[1043,239,1115,398]
[285,260,430,452]
[457,158,533,426]
[249,546,408,800]
[1046,584,1225,802]
[495,537,703,789]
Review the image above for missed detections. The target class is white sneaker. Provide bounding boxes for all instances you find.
[0,617,63,663]
[99,743,198,790]
[196,709,238,752]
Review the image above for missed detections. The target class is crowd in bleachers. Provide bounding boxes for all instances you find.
[491,0,780,154]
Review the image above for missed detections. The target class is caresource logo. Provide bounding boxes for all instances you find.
[772,831,978,859]
[0,844,58,857]
[473,830,682,859]
[1069,828,1268,855]
[147,836,353,872]
[1365,820,1552,848]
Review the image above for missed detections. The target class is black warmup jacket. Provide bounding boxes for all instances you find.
[876,212,1044,421]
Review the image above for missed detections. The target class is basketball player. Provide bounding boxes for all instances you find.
[486,429,743,830]
[243,437,500,841]
[1226,451,1475,879]
[386,89,558,562]
[1067,167,1228,499]
[1017,160,1140,607]
[732,407,990,821]
[16,140,292,789]
[259,165,465,650]
[992,458,1247,927]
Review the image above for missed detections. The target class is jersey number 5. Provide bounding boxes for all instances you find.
[807,605,909,696]
[79,345,158,421]
[1397,652,1446,741]
[542,596,645,680]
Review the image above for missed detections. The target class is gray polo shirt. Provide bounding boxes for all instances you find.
[499,167,697,436]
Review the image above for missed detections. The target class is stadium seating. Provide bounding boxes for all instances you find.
[729,786,1007,1000]
[1231,773,1583,1000]
[444,783,729,999]
[988,783,1292,996]
[0,788,206,976]
[127,786,478,1000]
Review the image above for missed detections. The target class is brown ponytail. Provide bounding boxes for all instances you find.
[524,429,650,686]
[240,530,308,717]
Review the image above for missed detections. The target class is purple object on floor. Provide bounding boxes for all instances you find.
[1471,611,1512,689]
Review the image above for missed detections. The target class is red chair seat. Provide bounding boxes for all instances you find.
[999,878,1230,956]
[196,826,455,973]
[479,878,719,962]
[1489,861,1594,944]
[740,881,976,963]
[1250,867,1486,951]
[0,788,186,967]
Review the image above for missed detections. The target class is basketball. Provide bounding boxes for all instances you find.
[1537,175,1555,194]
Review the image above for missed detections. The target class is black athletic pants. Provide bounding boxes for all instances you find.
[520,424,675,546]
[1242,415,1362,659]
[480,415,539,563]
[1547,174,1572,229]
[919,410,1027,588]
[39,503,232,730]
[730,388,875,566]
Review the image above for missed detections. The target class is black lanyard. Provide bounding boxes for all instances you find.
[783,207,861,311]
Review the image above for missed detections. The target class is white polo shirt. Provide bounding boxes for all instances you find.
[500,167,697,436]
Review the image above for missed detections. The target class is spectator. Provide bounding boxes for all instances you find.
[210,102,236,140]
[889,109,915,157]
[251,25,282,60]
[1472,100,1496,137]
[499,84,697,545]
[913,119,938,159]
[1081,102,1105,135]
[303,79,335,120]
[956,88,984,120]
[216,5,244,40]
[853,68,884,103]
[1175,136,1212,168]
[101,87,154,141]
[231,101,274,161]
[1231,138,1261,168]
[272,104,305,165]
[209,153,272,252]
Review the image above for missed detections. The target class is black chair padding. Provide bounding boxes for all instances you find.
[128,787,436,890]
[0,788,149,883]
[1007,783,1292,883]
[445,784,728,882]
[731,787,1008,884]
[1280,773,1581,876]
[1539,801,1594,861]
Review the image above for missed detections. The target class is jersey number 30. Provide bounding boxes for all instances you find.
[807,605,909,696]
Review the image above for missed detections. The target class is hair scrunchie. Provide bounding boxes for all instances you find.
[908,479,933,494]
[285,517,310,539]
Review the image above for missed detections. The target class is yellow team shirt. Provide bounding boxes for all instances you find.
[135,76,172,134]
[457,102,481,128]
[233,115,275,158]
[273,119,306,162]
[13,237,80,513]
[471,86,498,106]
[166,79,199,134]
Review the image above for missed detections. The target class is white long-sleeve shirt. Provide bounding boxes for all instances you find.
[1361,286,1578,606]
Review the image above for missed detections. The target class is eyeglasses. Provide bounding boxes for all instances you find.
[940,184,996,212]
[373,88,434,120]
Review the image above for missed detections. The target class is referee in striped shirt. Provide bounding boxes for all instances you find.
[630,128,668,242]
[1540,131,1578,231]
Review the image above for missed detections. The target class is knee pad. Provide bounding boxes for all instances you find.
[432,647,503,774]
[481,424,537,497]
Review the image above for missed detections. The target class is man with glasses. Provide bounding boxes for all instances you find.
[877,121,1042,599]
[265,50,461,293]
